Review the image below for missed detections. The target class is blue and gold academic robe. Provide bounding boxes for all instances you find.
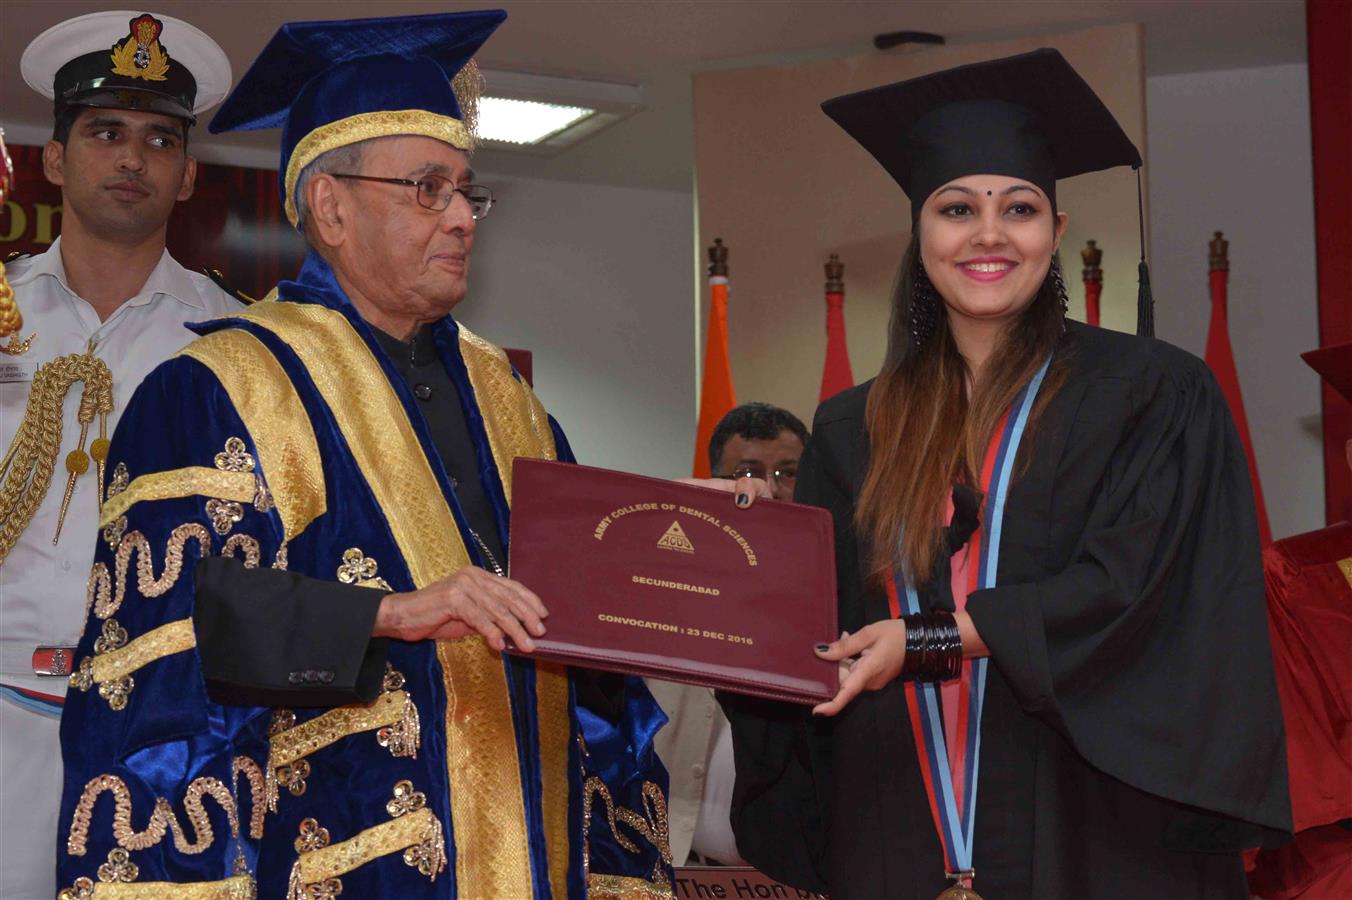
[55,252,673,899]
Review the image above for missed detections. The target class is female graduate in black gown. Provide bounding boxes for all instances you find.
[720,50,1291,899]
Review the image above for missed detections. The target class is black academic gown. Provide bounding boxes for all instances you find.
[720,322,1292,899]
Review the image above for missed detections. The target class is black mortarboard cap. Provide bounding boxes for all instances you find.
[822,49,1140,212]
[822,49,1153,334]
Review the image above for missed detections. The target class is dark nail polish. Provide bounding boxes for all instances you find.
[814,643,830,653]
[736,492,750,507]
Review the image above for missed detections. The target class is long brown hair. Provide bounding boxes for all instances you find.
[856,234,1069,585]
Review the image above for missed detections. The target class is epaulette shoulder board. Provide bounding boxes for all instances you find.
[4,251,33,263]
[203,267,257,305]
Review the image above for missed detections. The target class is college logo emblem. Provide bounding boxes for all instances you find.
[109,14,171,81]
[656,521,694,554]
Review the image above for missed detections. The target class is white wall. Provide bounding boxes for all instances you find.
[456,172,696,479]
[1146,63,1322,540]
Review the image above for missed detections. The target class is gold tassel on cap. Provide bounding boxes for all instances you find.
[451,58,483,151]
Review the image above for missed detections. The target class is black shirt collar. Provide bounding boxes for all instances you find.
[371,323,439,369]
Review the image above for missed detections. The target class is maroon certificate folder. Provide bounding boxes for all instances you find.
[507,459,839,704]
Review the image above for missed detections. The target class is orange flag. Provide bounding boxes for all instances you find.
[692,239,736,477]
[820,253,855,402]
[1204,232,1272,546]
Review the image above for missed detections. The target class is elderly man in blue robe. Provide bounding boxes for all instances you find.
[55,11,683,899]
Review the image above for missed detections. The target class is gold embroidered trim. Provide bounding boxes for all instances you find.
[215,436,255,473]
[289,806,445,896]
[582,777,673,887]
[586,873,676,900]
[99,467,256,528]
[106,462,130,502]
[232,756,267,839]
[536,660,572,897]
[230,301,535,895]
[462,323,570,895]
[283,110,471,225]
[67,774,241,856]
[87,617,195,685]
[58,876,95,900]
[336,547,391,589]
[90,875,256,899]
[97,847,138,883]
[206,498,244,536]
[87,523,212,620]
[102,515,127,550]
[70,619,135,709]
[459,324,559,503]
[268,689,416,770]
[179,330,326,542]
[222,533,261,566]
[1338,557,1352,590]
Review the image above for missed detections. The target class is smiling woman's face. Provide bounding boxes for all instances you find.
[918,174,1068,329]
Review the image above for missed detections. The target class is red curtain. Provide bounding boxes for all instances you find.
[1307,0,1352,524]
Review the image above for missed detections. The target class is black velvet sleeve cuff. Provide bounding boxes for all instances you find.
[193,557,389,707]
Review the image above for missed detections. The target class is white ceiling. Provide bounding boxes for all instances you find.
[1,0,1308,190]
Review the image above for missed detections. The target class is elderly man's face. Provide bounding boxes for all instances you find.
[338,135,477,321]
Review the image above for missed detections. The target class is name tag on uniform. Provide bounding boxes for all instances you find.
[0,360,36,383]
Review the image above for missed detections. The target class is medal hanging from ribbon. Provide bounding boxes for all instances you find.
[884,356,1050,900]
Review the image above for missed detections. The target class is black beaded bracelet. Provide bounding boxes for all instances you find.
[900,611,964,682]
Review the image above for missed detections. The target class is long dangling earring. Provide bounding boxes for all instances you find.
[1049,256,1069,312]
[1050,256,1069,327]
[910,263,941,352]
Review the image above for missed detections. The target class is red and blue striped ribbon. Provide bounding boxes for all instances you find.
[884,355,1050,879]
[0,682,65,719]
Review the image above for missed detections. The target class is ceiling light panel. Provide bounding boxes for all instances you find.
[478,97,595,145]
[477,70,644,154]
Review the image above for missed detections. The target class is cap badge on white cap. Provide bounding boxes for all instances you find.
[109,13,171,81]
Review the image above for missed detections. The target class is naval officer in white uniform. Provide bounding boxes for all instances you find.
[0,11,237,897]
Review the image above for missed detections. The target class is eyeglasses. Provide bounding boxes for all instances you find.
[719,464,798,484]
[332,173,495,219]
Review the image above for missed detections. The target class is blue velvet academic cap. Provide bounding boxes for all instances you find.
[209,10,506,226]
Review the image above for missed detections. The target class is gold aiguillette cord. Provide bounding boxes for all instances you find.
[0,342,112,564]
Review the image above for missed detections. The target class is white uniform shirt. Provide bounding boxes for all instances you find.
[0,237,240,691]
[647,679,747,867]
